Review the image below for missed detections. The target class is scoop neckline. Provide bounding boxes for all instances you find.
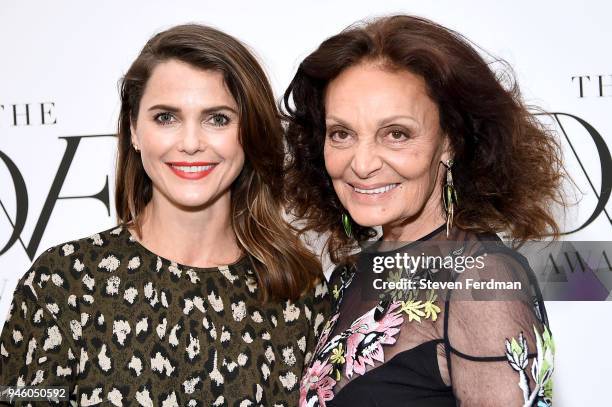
[119,224,249,272]
[364,223,447,255]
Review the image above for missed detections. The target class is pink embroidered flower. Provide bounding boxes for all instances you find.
[300,359,337,406]
[344,302,404,377]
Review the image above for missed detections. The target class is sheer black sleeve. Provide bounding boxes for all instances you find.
[444,247,554,407]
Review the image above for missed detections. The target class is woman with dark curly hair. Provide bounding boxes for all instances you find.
[283,15,563,407]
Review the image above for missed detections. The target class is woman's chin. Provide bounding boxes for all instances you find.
[349,211,396,230]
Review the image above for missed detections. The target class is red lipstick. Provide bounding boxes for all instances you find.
[166,161,217,180]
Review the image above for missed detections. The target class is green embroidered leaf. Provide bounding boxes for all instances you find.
[423,290,440,321]
[542,325,555,354]
[423,301,441,321]
[533,325,555,385]
[544,377,553,399]
[400,300,426,322]
[332,284,340,300]
[330,343,345,365]
[510,337,523,356]
[334,367,341,382]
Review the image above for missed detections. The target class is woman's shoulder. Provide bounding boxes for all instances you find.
[327,261,351,285]
[298,275,331,306]
[32,224,127,267]
[325,261,357,305]
[446,228,550,328]
[15,224,129,302]
[453,228,535,275]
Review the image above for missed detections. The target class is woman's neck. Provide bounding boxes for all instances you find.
[132,191,242,268]
[381,196,446,242]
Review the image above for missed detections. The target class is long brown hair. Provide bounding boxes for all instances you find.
[115,24,322,300]
[282,15,568,263]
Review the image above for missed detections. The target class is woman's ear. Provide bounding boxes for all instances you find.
[440,133,453,163]
[130,118,138,150]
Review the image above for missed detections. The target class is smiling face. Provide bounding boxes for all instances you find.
[131,59,244,210]
[324,62,450,231]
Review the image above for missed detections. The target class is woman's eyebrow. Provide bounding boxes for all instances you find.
[325,115,351,127]
[147,104,238,115]
[148,104,180,112]
[377,114,417,127]
[201,105,239,115]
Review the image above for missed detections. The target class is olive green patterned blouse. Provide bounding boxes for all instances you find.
[0,225,330,406]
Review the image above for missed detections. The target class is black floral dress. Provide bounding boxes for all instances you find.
[299,224,554,407]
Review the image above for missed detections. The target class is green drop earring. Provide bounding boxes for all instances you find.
[341,212,353,239]
[442,159,459,238]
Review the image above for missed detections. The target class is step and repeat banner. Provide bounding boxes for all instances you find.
[1,1,610,405]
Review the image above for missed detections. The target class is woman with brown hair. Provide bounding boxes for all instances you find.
[0,24,329,405]
[284,15,561,407]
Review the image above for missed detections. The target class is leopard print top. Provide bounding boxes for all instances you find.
[0,225,330,406]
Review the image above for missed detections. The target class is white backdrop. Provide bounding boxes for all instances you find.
[1,1,611,405]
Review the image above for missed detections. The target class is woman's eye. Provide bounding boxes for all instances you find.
[154,112,176,125]
[208,113,230,127]
[386,130,409,142]
[329,130,351,142]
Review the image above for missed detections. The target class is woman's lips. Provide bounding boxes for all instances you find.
[166,162,217,180]
[347,182,400,201]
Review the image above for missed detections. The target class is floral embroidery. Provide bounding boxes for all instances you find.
[399,299,426,322]
[505,325,554,407]
[300,359,337,406]
[398,290,440,322]
[300,304,405,406]
[331,266,355,312]
[329,343,345,381]
[300,260,449,407]
[423,290,441,321]
[532,326,554,405]
[332,284,341,300]
[330,343,345,365]
[313,313,339,357]
[301,243,554,407]
[344,302,404,377]
[385,269,407,302]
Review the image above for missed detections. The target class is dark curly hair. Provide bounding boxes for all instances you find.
[282,15,567,264]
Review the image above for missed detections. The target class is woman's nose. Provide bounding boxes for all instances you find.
[178,122,204,154]
[350,140,383,178]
